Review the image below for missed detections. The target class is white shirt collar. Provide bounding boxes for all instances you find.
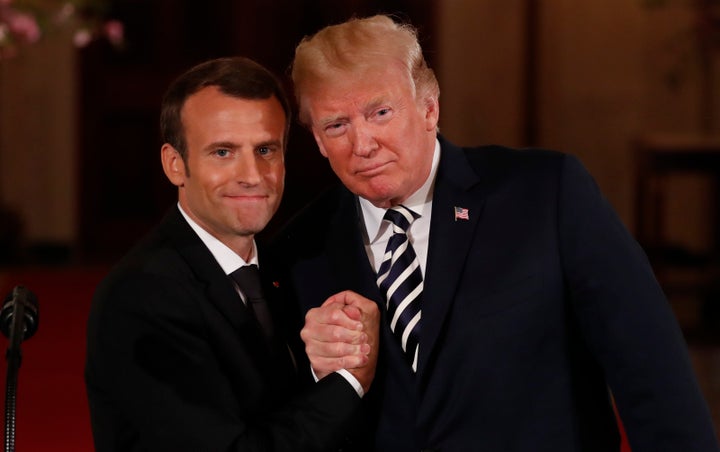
[177,204,258,275]
[359,139,440,243]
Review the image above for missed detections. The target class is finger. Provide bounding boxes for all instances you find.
[334,290,379,315]
[342,305,362,321]
[301,323,367,345]
[306,304,363,331]
[304,334,371,357]
[321,291,356,307]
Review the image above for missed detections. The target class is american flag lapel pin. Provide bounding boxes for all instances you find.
[454,206,469,221]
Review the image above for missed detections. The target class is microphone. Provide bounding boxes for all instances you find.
[1,286,38,451]
[0,286,39,346]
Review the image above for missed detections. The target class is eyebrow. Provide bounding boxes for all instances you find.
[315,96,389,128]
[317,114,346,128]
[202,139,284,152]
[205,141,237,149]
[255,139,284,149]
[365,97,386,112]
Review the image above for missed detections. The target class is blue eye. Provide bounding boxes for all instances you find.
[216,149,230,157]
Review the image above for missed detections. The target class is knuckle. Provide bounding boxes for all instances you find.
[304,343,315,356]
[304,308,317,322]
[331,326,344,341]
[329,308,343,323]
[332,342,347,356]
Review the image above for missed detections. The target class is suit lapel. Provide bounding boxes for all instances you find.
[417,138,486,380]
[163,208,264,352]
[257,247,303,375]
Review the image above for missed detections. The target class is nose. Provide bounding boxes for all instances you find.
[351,125,379,157]
[234,150,262,185]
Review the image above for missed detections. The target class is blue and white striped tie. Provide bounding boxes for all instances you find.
[376,205,423,372]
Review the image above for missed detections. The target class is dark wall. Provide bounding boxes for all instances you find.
[77,0,437,261]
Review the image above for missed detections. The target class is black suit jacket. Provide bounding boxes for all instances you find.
[85,207,360,451]
[275,136,719,451]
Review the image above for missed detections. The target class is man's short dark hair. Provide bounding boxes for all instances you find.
[160,57,291,161]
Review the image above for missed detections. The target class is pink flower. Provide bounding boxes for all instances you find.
[0,0,123,58]
[54,3,75,25]
[73,28,92,47]
[103,20,123,46]
[7,10,41,43]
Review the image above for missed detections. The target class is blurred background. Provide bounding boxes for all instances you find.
[0,0,719,449]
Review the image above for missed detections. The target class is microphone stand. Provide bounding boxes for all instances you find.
[4,287,28,452]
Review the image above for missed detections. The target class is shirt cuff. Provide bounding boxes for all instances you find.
[311,366,364,398]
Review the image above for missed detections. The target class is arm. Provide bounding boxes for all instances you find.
[86,270,362,452]
[558,155,719,451]
[300,291,380,394]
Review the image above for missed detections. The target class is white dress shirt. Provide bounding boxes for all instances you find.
[178,204,256,303]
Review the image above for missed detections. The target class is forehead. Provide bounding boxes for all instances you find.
[181,87,286,144]
[304,64,416,121]
[183,87,284,123]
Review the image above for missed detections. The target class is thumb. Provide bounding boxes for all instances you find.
[342,305,362,321]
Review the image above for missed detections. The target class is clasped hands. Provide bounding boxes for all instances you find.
[300,291,379,394]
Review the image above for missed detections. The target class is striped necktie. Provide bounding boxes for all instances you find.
[376,205,423,372]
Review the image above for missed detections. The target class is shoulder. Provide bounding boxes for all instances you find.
[439,136,586,190]
[449,139,568,172]
[92,212,202,314]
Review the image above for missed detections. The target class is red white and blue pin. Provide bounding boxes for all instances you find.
[454,206,469,221]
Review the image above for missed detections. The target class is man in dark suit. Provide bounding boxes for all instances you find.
[276,15,720,451]
[85,56,379,452]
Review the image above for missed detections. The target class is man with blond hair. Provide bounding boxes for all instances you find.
[276,14,720,452]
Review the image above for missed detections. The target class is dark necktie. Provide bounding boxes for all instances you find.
[376,205,423,372]
[230,264,275,344]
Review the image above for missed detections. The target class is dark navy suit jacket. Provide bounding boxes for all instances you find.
[86,207,360,451]
[275,136,719,451]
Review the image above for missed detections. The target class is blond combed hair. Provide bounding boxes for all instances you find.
[291,14,439,125]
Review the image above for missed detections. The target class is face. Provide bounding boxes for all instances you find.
[162,86,286,259]
[304,62,439,208]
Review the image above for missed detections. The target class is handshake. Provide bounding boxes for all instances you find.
[300,291,380,394]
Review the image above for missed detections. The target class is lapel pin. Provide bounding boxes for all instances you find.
[272,281,280,288]
[454,206,469,221]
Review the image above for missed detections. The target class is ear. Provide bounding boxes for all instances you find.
[161,144,187,187]
[423,95,440,131]
[311,129,329,158]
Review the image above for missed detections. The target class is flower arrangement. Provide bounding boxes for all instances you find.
[0,0,122,59]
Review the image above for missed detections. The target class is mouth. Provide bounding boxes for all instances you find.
[355,161,391,177]
[225,194,268,203]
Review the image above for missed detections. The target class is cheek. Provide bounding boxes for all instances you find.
[320,136,350,158]
[265,164,285,190]
[190,168,230,198]
[325,148,353,173]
